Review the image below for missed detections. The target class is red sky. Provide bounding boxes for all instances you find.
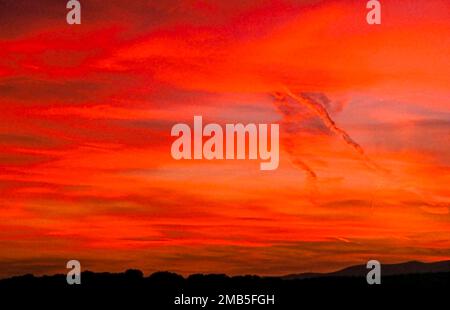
[0,0,449,277]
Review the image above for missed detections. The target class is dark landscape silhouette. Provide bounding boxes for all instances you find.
[282,260,450,279]
[1,260,449,307]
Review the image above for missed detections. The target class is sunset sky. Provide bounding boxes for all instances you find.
[0,0,449,278]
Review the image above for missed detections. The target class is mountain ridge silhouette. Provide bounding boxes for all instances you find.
[282,260,450,279]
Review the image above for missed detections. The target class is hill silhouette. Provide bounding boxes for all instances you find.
[282,260,450,279]
[0,261,448,308]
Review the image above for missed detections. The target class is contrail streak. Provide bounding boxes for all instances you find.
[292,158,317,179]
[272,91,318,179]
[283,87,386,173]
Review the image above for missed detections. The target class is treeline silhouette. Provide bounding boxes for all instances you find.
[0,264,449,307]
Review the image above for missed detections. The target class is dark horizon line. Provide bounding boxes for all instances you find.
[2,259,450,281]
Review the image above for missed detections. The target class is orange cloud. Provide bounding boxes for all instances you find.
[0,0,449,278]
